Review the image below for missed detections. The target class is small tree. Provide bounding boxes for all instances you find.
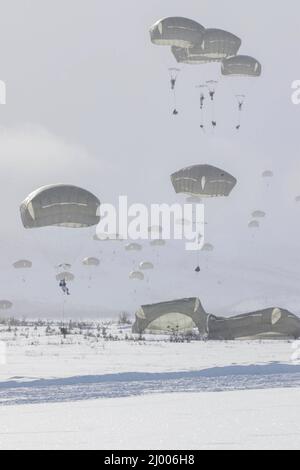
[118,312,131,325]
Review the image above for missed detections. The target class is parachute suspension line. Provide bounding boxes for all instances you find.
[206,80,218,132]
[196,84,207,133]
[236,95,246,131]
[169,68,180,116]
[192,202,202,273]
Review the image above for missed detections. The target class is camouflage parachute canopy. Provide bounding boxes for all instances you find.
[150,17,205,48]
[20,184,101,229]
[171,164,237,198]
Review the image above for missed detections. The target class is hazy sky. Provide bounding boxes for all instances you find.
[0,0,300,317]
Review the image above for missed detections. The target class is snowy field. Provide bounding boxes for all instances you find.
[0,322,300,449]
[1,390,300,450]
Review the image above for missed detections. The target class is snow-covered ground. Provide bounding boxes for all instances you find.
[1,390,300,450]
[0,323,300,449]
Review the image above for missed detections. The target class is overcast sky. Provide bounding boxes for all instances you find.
[0,0,300,317]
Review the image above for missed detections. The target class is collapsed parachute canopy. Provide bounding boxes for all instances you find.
[20,185,100,229]
[150,17,205,48]
[171,164,237,198]
[13,260,32,269]
[222,55,262,77]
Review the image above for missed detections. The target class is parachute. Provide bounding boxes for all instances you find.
[56,263,72,271]
[148,225,163,236]
[20,185,101,276]
[201,29,241,60]
[150,239,166,247]
[262,171,274,178]
[252,211,266,219]
[150,17,205,116]
[56,272,75,282]
[222,55,262,78]
[248,220,260,229]
[20,184,100,229]
[222,55,262,130]
[139,262,154,271]
[82,257,100,267]
[13,260,32,269]
[129,271,145,281]
[150,17,205,48]
[171,164,237,198]
[125,243,143,252]
[202,243,214,252]
[93,234,110,241]
[172,165,235,271]
[172,46,218,65]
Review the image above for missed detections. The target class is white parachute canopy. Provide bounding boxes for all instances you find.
[248,220,260,229]
[139,262,154,271]
[56,272,75,282]
[82,257,100,267]
[252,211,266,219]
[171,164,237,198]
[262,170,274,178]
[13,260,32,269]
[129,271,145,281]
[150,239,166,247]
[202,243,214,252]
[125,243,143,252]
